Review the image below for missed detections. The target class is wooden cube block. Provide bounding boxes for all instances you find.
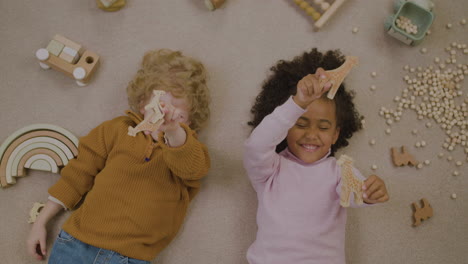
[61,46,80,64]
[46,40,64,57]
[53,34,83,55]
[59,51,75,64]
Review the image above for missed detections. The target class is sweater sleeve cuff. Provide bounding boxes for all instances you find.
[159,123,197,153]
[48,196,68,210]
[48,179,83,209]
[159,123,209,180]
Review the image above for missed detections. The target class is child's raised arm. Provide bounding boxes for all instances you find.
[244,68,332,187]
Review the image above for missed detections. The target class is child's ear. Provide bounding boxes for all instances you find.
[332,127,341,144]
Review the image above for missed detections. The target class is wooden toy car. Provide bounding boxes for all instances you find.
[384,0,434,46]
[35,34,100,86]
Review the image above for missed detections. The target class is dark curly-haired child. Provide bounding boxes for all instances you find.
[244,48,389,264]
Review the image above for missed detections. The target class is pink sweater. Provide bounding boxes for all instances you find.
[244,97,368,264]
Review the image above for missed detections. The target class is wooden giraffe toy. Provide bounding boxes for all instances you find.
[391,146,419,167]
[412,198,433,227]
[128,90,166,137]
[337,154,364,207]
[322,56,359,99]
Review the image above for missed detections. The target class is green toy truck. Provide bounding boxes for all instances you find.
[384,0,435,46]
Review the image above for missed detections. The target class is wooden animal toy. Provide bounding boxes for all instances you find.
[128,90,166,137]
[28,202,45,224]
[322,56,359,99]
[384,0,434,45]
[391,146,419,167]
[97,0,126,11]
[205,0,226,11]
[337,154,364,207]
[0,124,79,188]
[293,0,350,30]
[35,34,100,86]
[412,198,433,226]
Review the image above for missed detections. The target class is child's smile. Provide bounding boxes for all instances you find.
[299,144,319,152]
[287,98,340,164]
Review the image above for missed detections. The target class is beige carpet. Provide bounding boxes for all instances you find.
[0,1,467,263]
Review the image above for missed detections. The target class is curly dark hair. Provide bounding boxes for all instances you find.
[248,48,363,156]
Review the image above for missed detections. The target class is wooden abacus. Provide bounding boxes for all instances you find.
[292,0,349,30]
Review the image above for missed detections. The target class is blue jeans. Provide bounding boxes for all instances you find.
[48,230,150,264]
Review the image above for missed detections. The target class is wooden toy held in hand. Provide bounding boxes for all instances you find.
[391,146,419,166]
[337,154,364,207]
[322,56,359,99]
[412,198,433,227]
[128,90,166,137]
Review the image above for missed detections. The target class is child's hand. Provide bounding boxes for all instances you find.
[362,175,389,204]
[159,101,182,133]
[26,222,47,260]
[146,101,187,147]
[293,68,333,109]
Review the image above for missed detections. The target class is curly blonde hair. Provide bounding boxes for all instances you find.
[127,49,210,131]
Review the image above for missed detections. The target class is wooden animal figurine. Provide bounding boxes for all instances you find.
[28,202,45,224]
[128,90,166,137]
[323,56,359,99]
[412,198,433,227]
[205,0,226,11]
[391,146,419,166]
[337,154,364,207]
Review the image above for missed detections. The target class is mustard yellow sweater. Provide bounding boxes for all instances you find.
[48,110,210,261]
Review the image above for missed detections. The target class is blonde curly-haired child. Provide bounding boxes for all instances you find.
[27,49,211,264]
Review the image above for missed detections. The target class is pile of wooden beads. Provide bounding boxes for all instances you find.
[379,41,468,162]
[395,15,418,35]
[293,0,333,21]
